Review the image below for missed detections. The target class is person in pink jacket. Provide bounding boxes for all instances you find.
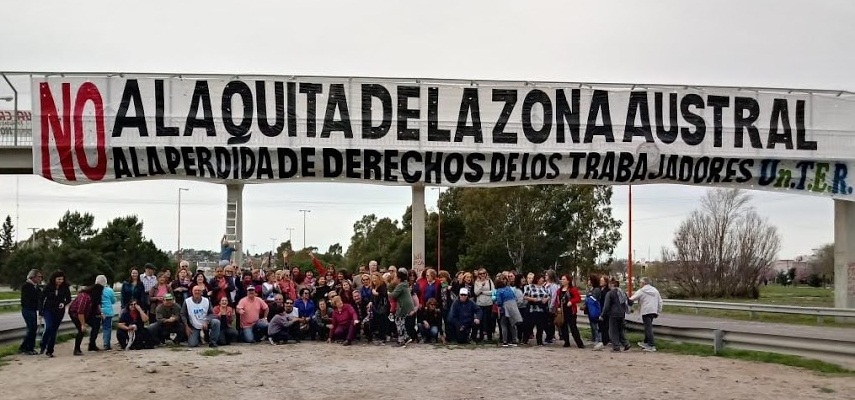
[327,295,359,346]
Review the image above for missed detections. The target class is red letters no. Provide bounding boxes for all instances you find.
[39,82,107,181]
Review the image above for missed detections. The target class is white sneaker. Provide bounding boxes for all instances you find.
[643,346,657,352]
[593,342,604,351]
[268,337,275,345]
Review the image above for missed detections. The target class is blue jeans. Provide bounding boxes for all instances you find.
[418,325,440,342]
[40,309,64,354]
[240,320,269,343]
[187,318,221,347]
[102,316,113,349]
[19,308,38,352]
[589,318,601,343]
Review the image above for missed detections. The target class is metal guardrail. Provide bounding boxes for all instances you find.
[0,300,852,368]
[662,299,855,323]
[624,319,855,368]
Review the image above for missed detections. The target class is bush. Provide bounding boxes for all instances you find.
[807,273,823,288]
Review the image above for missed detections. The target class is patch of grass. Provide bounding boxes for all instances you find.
[0,305,22,314]
[619,329,855,375]
[0,332,76,368]
[200,348,240,357]
[0,292,20,300]
[663,306,855,328]
[662,284,855,328]
[575,326,853,375]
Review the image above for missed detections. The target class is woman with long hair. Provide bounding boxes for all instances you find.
[339,280,355,307]
[369,272,390,345]
[192,272,210,297]
[39,270,71,357]
[121,268,147,311]
[556,274,585,348]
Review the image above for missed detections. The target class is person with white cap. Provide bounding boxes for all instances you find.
[95,275,116,350]
[447,287,482,344]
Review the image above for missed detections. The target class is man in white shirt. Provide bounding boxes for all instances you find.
[180,286,221,348]
[629,277,663,352]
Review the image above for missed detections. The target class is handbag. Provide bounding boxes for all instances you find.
[554,306,564,326]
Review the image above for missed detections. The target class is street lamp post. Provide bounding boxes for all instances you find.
[431,187,442,272]
[286,227,294,243]
[627,185,634,294]
[177,188,189,261]
[2,74,18,146]
[298,210,311,250]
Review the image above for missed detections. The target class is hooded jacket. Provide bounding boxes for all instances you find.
[629,284,663,316]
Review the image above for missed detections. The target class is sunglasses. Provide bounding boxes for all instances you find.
[285,302,294,305]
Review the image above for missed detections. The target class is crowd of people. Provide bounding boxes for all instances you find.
[16,250,664,358]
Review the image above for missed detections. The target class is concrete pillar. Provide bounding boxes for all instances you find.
[833,200,855,313]
[411,185,426,276]
[227,183,244,268]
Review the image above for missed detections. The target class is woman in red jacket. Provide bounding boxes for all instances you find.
[555,274,585,348]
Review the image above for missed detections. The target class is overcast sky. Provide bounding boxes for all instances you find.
[1,0,852,264]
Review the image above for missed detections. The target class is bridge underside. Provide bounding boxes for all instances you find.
[0,147,33,174]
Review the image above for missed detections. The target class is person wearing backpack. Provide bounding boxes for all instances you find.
[600,278,630,352]
[630,277,663,352]
[584,274,604,351]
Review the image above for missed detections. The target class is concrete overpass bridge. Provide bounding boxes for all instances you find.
[1,71,854,313]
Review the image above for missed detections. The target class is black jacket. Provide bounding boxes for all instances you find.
[41,284,72,315]
[20,281,42,312]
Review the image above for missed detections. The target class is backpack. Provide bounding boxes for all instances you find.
[585,295,601,320]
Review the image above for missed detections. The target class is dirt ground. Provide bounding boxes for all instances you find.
[0,340,852,400]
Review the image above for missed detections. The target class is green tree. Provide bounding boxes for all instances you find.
[90,216,169,283]
[1,246,51,289]
[808,243,834,284]
[344,214,404,270]
[55,211,98,245]
[0,215,15,277]
[455,185,622,274]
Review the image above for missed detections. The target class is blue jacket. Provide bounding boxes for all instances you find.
[102,287,116,317]
[493,286,516,314]
[448,299,482,328]
[295,298,316,319]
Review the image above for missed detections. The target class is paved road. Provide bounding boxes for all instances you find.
[0,303,123,333]
[624,312,854,342]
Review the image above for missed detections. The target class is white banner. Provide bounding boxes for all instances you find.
[30,75,855,200]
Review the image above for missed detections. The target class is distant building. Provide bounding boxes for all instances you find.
[772,258,809,273]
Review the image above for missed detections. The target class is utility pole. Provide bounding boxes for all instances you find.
[298,210,311,250]
[177,188,189,261]
[286,227,295,243]
[627,185,634,294]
